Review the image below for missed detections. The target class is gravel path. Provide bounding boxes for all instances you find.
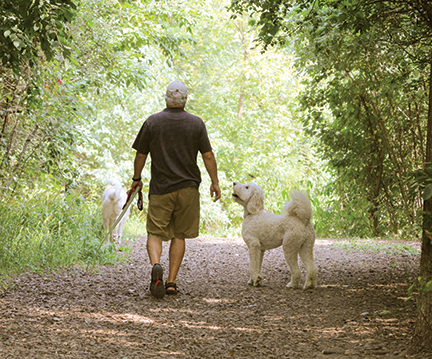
[0,237,425,358]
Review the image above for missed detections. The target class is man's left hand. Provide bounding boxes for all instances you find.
[210,183,221,202]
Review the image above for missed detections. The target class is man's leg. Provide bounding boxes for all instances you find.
[166,237,185,290]
[147,235,165,298]
[165,187,199,293]
[146,235,163,265]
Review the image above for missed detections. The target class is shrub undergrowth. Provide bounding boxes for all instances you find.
[0,189,122,279]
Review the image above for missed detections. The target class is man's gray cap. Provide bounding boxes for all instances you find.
[166,81,187,98]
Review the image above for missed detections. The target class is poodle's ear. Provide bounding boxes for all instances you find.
[246,188,264,215]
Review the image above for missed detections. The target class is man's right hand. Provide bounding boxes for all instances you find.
[130,180,143,192]
[123,181,143,210]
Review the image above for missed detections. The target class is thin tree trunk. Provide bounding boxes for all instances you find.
[359,93,414,224]
[329,47,414,225]
[0,115,20,177]
[235,21,253,120]
[1,98,10,137]
[338,170,343,211]
[2,125,39,196]
[414,100,426,161]
[1,73,20,137]
[412,58,432,353]
[237,89,245,119]
[11,133,46,193]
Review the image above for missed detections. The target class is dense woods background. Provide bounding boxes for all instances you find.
[1,0,432,351]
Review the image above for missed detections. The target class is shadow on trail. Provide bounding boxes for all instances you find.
[0,237,421,358]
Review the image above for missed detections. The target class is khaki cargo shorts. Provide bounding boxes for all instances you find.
[147,186,200,241]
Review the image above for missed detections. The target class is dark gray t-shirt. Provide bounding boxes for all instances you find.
[132,108,212,195]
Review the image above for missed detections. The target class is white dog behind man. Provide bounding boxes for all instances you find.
[102,178,130,245]
[232,182,317,290]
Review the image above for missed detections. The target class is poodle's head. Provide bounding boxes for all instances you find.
[232,182,264,215]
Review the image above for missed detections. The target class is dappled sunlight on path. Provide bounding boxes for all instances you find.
[0,236,422,358]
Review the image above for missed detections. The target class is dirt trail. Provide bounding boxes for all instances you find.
[0,237,427,358]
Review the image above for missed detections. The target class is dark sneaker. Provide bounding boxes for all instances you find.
[150,264,165,299]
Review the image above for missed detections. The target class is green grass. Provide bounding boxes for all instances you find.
[332,238,420,255]
[0,189,123,280]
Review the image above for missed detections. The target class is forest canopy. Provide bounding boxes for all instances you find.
[0,0,430,247]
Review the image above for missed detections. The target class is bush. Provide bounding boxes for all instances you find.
[0,189,121,276]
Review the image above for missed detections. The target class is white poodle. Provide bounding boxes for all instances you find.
[102,178,130,244]
[232,182,317,289]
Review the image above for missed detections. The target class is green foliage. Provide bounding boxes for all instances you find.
[168,2,325,227]
[230,0,432,238]
[229,0,432,58]
[67,0,194,92]
[0,0,77,72]
[2,0,429,277]
[294,2,430,238]
[407,168,432,201]
[0,0,194,196]
[0,0,207,275]
[0,63,87,197]
[228,0,294,49]
[407,276,432,303]
[0,185,120,276]
[72,0,326,237]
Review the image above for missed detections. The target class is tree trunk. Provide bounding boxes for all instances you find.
[2,125,39,196]
[0,115,19,178]
[411,58,432,353]
[235,20,253,120]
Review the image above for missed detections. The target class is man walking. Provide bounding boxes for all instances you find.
[131,81,221,299]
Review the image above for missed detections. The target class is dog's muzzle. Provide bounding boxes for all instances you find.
[232,182,239,197]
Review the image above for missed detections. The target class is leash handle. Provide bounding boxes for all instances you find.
[123,185,139,210]
[137,190,143,211]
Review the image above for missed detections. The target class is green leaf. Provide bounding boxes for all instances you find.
[423,184,432,200]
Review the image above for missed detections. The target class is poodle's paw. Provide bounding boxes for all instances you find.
[303,281,317,290]
[248,275,262,287]
[286,281,301,289]
[112,237,122,246]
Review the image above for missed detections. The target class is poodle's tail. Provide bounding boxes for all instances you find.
[283,190,312,223]
[104,178,123,200]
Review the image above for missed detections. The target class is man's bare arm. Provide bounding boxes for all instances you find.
[202,150,221,202]
[131,152,147,189]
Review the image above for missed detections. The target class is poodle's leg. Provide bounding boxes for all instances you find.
[283,238,302,289]
[258,249,265,276]
[247,240,264,287]
[116,219,126,245]
[104,219,114,243]
[103,220,109,234]
[299,241,317,290]
[111,220,118,244]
